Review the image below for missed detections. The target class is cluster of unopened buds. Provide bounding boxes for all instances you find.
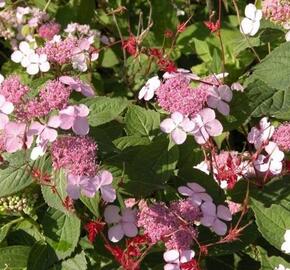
[0,190,38,215]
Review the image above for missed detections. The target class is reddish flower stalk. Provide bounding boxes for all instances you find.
[84,220,105,243]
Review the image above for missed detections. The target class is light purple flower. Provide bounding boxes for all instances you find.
[59,76,95,97]
[160,112,195,145]
[163,249,195,270]
[191,108,223,144]
[104,205,138,243]
[200,201,232,236]
[231,82,244,92]
[138,76,161,101]
[58,104,90,136]
[0,0,5,8]
[178,182,212,206]
[93,170,116,202]
[207,85,233,116]
[27,116,60,160]
[254,141,284,175]
[0,95,14,129]
[71,38,92,72]
[66,174,97,199]
[3,122,26,153]
[247,117,274,149]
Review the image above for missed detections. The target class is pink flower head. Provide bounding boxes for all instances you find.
[160,112,195,145]
[191,108,223,144]
[137,201,199,250]
[201,202,232,235]
[178,182,213,206]
[93,170,116,202]
[0,95,14,129]
[58,104,90,136]
[262,0,290,25]
[3,122,26,153]
[138,76,161,101]
[104,205,138,243]
[38,21,61,40]
[66,174,97,199]
[155,75,208,117]
[248,117,275,149]
[273,123,290,151]
[207,85,233,116]
[37,37,77,65]
[163,249,195,270]
[0,75,29,104]
[51,136,97,177]
[59,76,95,97]
[254,141,284,175]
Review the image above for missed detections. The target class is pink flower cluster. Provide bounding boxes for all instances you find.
[51,135,98,177]
[17,80,71,120]
[155,75,208,117]
[273,123,290,151]
[37,37,77,65]
[262,0,290,24]
[137,199,200,250]
[38,21,61,40]
[158,72,233,146]
[0,75,29,104]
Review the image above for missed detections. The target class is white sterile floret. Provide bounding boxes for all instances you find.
[240,4,262,36]
[138,76,161,101]
[281,230,290,254]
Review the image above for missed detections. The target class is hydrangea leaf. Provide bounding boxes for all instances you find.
[124,105,160,138]
[86,96,129,127]
[41,169,69,214]
[0,245,31,269]
[252,42,290,90]
[41,208,81,260]
[0,151,46,197]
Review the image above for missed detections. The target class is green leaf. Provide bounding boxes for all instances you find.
[225,79,290,126]
[41,169,68,214]
[42,208,81,260]
[80,193,100,217]
[108,135,179,197]
[252,42,290,90]
[124,105,160,138]
[151,0,178,44]
[60,251,87,270]
[86,96,129,127]
[113,135,150,150]
[56,0,96,26]
[99,48,120,68]
[251,197,290,250]
[0,217,23,244]
[27,240,58,270]
[0,151,44,197]
[257,247,290,270]
[0,246,31,269]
